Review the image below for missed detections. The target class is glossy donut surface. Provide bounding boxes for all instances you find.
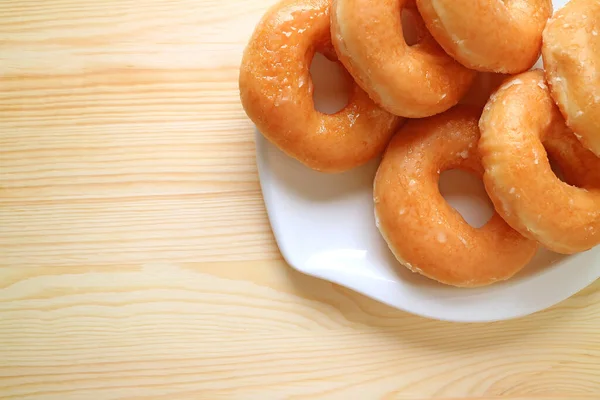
[239,0,400,172]
[542,0,600,157]
[479,71,600,254]
[331,0,476,118]
[374,106,538,287]
[417,0,552,73]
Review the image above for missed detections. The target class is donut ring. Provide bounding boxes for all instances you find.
[239,0,400,173]
[331,0,476,118]
[374,106,538,287]
[479,71,600,254]
[542,0,600,157]
[416,0,553,73]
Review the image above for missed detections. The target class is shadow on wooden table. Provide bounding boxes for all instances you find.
[282,259,599,351]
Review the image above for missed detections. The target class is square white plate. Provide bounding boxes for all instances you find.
[255,0,600,322]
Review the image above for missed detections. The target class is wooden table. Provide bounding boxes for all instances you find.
[1,1,599,399]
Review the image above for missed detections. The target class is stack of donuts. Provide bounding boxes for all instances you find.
[239,0,600,287]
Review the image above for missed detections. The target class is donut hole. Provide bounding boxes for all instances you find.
[401,8,423,46]
[310,52,351,114]
[460,72,509,109]
[439,170,495,228]
[548,155,568,183]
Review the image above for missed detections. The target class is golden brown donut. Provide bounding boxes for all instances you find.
[479,71,600,254]
[542,0,600,157]
[416,0,553,73]
[330,0,476,118]
[239,0,400,173]
[374,106,538,287]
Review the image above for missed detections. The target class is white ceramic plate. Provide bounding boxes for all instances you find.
[255,0,600,322]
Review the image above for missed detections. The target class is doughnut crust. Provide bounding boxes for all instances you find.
[374,106,538,287]
[542,0,600,157]
[331,0,476,118]
[417,0,552,73]
[479,71,600,254]
[240,0,400,172]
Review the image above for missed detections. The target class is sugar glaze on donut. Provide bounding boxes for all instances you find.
[417,0,553,73]
[239,0,400,173]
[374,106,538,287]
[542,0,600,157]
[479,71,600,254]
[331,0,476,118]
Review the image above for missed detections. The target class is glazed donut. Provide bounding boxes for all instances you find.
[542,0,600,157]
[331,0,476,118]
[239,0,400,173]
[479,71,600,254]
[374,106,538,287]
[416,0,553,73]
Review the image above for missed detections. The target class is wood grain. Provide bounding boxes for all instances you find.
[0,1,599,399]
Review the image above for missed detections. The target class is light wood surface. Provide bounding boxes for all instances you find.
[1,1,599,399]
